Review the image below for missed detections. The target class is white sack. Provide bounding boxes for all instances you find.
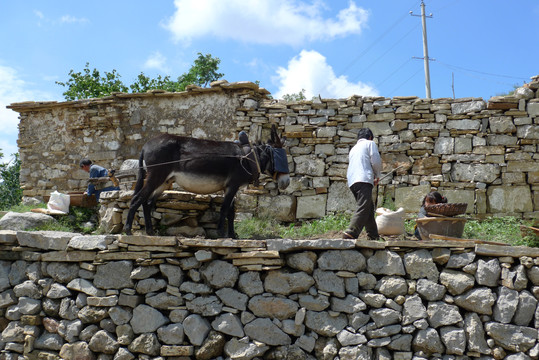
[375,207,405,235]
[47,191,70,214]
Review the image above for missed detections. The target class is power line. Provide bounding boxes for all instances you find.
[429,0,463,13]
[351,24,419,82]
[435,60,528,81]
[389,66,423,95]
[336,12,410,77]
[375,58,413,88]
[314,0,420,95]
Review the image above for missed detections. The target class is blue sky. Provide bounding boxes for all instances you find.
[1,0,538,164]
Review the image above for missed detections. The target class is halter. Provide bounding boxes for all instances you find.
[255,145,288,181]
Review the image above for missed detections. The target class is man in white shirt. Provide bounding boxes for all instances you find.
[343,128,382,240]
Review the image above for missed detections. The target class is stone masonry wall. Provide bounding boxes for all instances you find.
[3,231,539,359]
[9,81,264,196]
[8,76,539,224]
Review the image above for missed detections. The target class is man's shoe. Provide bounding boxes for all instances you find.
[342,231,356,239]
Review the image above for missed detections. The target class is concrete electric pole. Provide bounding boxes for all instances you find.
[410,1,433,99]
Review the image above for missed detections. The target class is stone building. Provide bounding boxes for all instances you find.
[7,76,539,227]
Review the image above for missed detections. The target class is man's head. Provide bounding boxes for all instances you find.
[79,158,92,173]
[357,128,374,141]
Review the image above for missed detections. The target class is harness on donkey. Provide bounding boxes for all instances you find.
[123,125,290,238]
[236,131,288,187]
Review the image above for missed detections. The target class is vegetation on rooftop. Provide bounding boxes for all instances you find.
[55,53,224,101]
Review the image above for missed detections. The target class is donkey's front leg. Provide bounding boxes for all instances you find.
[218,186,239,238]
[226,199,237,239]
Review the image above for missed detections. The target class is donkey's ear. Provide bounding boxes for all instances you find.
[270,124,283,147]
[270,124,277,144]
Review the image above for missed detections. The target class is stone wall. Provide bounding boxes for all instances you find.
[9,81,265,196]
[8,76,539,223]
[3,231,539,359]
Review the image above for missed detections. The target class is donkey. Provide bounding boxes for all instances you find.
[124,125,290,237]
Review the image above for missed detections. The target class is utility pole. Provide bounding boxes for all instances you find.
[411,1,433,99]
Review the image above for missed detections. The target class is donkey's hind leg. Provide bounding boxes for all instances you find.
[141,195,159,236]
[140,173,170,235]
[125,186,153,235]
[125,171,169,235]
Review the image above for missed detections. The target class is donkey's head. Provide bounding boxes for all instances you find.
[260,124,290,190]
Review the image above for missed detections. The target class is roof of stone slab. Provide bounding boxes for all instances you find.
[7,75,539,113]
[7,80,271,112]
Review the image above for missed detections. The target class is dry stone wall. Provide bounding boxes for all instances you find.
[3,231,539,359]
[8,77,539,225]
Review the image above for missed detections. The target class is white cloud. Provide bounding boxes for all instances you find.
[60,15,89,24]
[0,138,18,165]
[0,66,28,136]
[34,10,44,19]
[0,65,52,163]
[164,0,369,46]
[144,51,169,72]
[272,50,379,99]
[33,10,89,26]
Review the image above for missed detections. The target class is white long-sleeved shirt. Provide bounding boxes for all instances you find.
[347,138,382,187]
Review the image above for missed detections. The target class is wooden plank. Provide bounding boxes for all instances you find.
[31,208,67,215]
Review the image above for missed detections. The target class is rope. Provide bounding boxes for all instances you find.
[119,148,268,181]
[247,140,262,175]
[135,152,256,171]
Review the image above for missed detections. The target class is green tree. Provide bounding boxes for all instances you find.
[0,152,22,210]
[57,53,224,100]
[129,73,175,93]
[282,89,307,102]
[56,62,129,101]
[178,53,224,89]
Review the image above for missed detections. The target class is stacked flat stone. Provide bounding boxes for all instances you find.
[8,76,539,228]
[99,190,224,237]
[3,230,539,359]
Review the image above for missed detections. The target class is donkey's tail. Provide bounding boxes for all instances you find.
[133,150,146,194]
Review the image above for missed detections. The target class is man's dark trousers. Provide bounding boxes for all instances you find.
[348,182,378,239]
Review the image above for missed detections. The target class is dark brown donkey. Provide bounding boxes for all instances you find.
[124,125,290,237]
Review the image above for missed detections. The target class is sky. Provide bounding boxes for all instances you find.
[1,0,538,164]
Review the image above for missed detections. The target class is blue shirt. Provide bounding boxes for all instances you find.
[86,164,109,196]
